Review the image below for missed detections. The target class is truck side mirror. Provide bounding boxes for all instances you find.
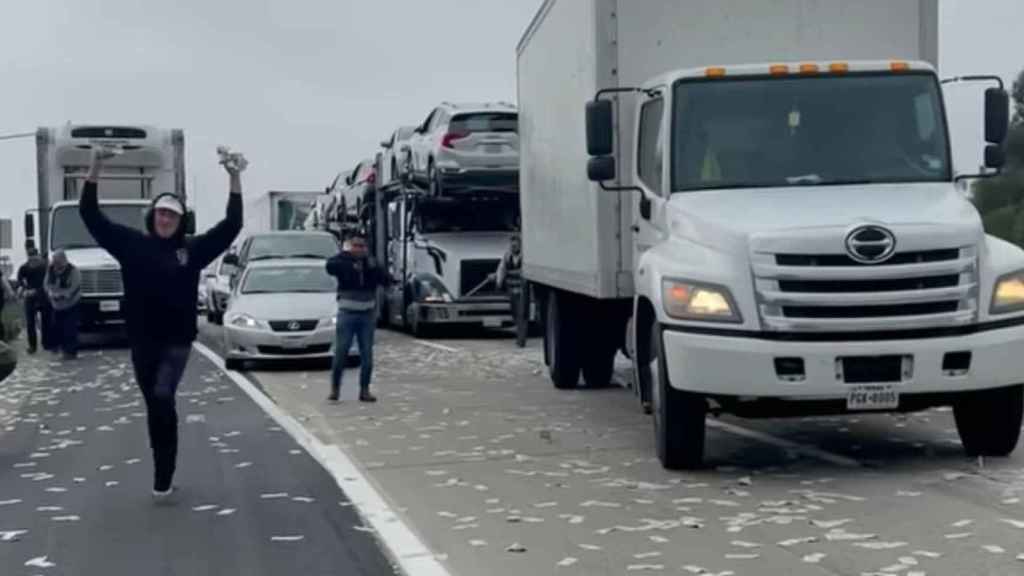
[586,100,614,156]
[985,144,1006,169]
[985,87,1009,144]
[184,211,196,235]
[222,253,239,267]
[23,214,34,240]
[588,156,617,182]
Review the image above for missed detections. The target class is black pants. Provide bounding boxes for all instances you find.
[509,284,529,348]
[131,344,192,492]
[24,297,54,352]
[52,305,79,357]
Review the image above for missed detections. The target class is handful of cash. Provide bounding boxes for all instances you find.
[95,143,124,159]
[217,146,249,173]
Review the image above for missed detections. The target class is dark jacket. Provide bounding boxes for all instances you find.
[325,253,388,311]
[17,256,48,299]
[80,181,242,346]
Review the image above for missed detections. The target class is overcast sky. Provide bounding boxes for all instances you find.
[1,0,1022,269]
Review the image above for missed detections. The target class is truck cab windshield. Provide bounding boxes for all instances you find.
[415,200,518,234]
[671,73,951,192]
[51,204,147,250]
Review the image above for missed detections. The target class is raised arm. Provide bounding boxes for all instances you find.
[191,153,246,270]
[79,149,145,260]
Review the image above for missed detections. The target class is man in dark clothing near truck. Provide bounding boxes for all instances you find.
[17,247,53,354]
[80,147,245,499]
[326,234,387,403]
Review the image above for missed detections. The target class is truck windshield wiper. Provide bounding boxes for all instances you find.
[248,255,285,261]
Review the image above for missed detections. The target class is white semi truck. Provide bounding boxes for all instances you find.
[26,124,191,330]
[517,0,1021,469]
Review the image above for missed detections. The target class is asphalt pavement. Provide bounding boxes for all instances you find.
[200,320,1024,576]
[0,335,396,576]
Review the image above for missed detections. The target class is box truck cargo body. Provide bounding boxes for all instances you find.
[517,0,1021,469]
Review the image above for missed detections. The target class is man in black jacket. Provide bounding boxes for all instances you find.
[80,147,244,498]
[17,247,53,354]
[325,234,387,403]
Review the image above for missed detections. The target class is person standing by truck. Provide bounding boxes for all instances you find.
[45,250,81,360]
[326,234,386,404]
[496,233,527,348]
[81,147,245,499]
[17,247,53,354]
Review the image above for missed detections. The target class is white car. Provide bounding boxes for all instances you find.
[204,255,237,324]
[380,125,417,185]
[222,259,342,371]
[406,102,519,196]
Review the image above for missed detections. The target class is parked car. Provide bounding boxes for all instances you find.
[380,125,417,185]
[222,259,343,370]
[406,102,519,196]
[204,254,237,324]
[224,231,340,289]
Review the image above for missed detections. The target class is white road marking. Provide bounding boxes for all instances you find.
[708,419,861,468]
[413,340,460,353]
[193,341,451,576]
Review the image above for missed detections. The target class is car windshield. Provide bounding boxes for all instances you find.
[671,73,951,191]
[247,235,338,260]
[51,204,147,250]
[241,266,334,294]
[415,199,518,233]
[449,112,518,133]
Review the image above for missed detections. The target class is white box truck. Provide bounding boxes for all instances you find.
[517,0,1020,469]
[245,190,320,234]
[27,124,191,330]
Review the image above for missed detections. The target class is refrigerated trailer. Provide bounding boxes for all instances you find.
[26,124,191,330]
[245,190,320,234]
[517,0,1019,469]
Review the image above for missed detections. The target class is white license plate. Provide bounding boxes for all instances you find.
[483,318,502,328]
[847,384,900,411]
[281,338,306,349]
[100,300,120,312]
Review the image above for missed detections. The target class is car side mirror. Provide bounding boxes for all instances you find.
[985,87,1009,144]
[586,99,614,156]
[222,253,239,267]
[184,211,196,235]
[985,144,1006,169]
[588,156,617,182]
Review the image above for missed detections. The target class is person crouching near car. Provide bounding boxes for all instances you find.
[45,250,81,360]
[325,234,388,403]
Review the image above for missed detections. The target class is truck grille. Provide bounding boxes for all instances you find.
[80,268,123,296]
[754,246,977,332]
[460,259,502,298]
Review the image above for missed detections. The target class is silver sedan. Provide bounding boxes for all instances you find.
[222,259,343,370]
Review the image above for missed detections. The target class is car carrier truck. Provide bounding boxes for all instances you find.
[517,0,1019,469]
[26,124,191,330]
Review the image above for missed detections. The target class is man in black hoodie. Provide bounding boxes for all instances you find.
[80,147,244,498]
[17,247,53,354]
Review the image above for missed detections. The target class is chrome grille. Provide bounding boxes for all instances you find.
[754,246,978,332]
[268,320,319,332]
[80,268,123,296]
[460,259,502,298]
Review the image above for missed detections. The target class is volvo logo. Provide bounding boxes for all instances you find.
[845,225,896,264]
[288,321,301,331]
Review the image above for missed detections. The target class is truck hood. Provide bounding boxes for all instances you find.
[62,247,120,269]
[666,183,981,253]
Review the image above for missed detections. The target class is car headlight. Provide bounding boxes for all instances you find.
[662,278,742,323]
[991,270,1024,314]
[319,314,338,328]
[229,313,267,330]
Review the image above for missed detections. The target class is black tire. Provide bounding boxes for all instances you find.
[546,292,581,390]
[582,330,616,388]
[632,321,653,414]
[224,358,243,371]
[428,162,443,197]
[954,384,1024,457]
[649,323,706,470]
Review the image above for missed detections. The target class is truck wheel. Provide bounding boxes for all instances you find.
[649,323,706,470]
[582,331,616,388]
[428,162,443,196]
[954,384,1024,457]
[207,311,222,325]
[546,292,581,389]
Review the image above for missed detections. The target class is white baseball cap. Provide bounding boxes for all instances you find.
[153,195,185,216]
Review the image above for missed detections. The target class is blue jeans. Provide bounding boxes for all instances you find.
[331,309,375,393]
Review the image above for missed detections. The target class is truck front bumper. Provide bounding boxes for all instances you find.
[661,321,1024,398]
[79,296,126,326]
[413,301,512,327]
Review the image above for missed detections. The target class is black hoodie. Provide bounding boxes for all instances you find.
[80,181,242,346]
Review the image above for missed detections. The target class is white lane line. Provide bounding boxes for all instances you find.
[708,419,861,468]
[414,340,460,353]
[193,342,451,576]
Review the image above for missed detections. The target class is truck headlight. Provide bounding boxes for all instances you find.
[991,271,1024,314]
[662,279,742,323]
[229,313,268,330]
[416,276,454,303]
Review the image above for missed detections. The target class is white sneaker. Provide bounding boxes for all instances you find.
[152,486,177,503]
